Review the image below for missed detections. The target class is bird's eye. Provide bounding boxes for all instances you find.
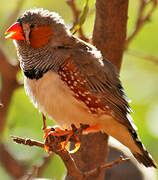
[30,24,35,29]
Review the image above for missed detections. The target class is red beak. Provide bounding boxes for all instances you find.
[5,22,25,40]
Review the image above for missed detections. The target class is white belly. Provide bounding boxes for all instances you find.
[24,71,99,129]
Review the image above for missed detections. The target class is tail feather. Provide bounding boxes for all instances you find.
[102,118,156,168]
[133,151,156,168]
[129,129,157,168]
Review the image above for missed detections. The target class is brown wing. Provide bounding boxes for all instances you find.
[67,52,136,131]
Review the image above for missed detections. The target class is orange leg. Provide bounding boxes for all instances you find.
[42,114,100,154]
[44,125,81,153]
[82,125,100,133]
[60,131,73,151]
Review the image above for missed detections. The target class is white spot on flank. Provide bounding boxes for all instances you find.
[63,67,68,70]
[95,100,100,103]
[90,107,95,111]
[85,101,89,104]
[97,108,102,112]
[85,91,90,95]
[78,91,81,94]
[73,81,77,86]
[71,75,75,80]
[87,97,91,101]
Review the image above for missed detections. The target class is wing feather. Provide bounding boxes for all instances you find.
[71,52,136,130]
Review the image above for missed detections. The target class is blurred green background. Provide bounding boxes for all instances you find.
[0,0,158,179]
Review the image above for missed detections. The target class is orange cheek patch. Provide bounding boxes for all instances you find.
[30,26,53,49]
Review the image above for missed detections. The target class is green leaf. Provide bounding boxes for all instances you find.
[71,0,89,34]
[78,0,89,27]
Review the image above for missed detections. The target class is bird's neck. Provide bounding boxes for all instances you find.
[15,41,66,80]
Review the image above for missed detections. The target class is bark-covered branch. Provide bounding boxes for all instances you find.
[0,2,25,178]
[93,0,129,71]
[0,45,20,134]
[11,135,130,180]
[126,0,157,47]
[126,50,158,64]
[0,141,25,178]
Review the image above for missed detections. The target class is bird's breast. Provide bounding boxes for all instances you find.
[24,71,98,129]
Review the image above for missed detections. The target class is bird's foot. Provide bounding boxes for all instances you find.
[43,125,81,154]
[42,113,100,154]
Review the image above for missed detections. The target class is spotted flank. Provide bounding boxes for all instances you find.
[58,57,112,115]
[129,129,156,168]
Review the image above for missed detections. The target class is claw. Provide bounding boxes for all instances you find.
[42,117,100,154]
[43,125,81,153]
[44,144,52,154]
[69,138,81,154]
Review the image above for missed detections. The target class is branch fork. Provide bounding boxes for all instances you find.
[11,123,130,180]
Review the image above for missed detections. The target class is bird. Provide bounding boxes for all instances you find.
[5,8,156,168]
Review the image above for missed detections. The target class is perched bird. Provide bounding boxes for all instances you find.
[5,8,156,168]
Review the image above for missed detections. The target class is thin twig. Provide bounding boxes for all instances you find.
[24,166,37,180]
[11,136,44,148]
[6,0,24,25]
[11,132,130,180]
[126,0,157,47]
[11,135,83,180]
[126,50,158,64]
[0,2,25,176]
[0,141,26,178]
[4,0,25,31]
[1,0,25,42]
[0,45,20,133]
[23,156,52,180]
[66,0,89,42]
[36,156,52,177]
[42,113,47,130]
[84,156,130,179]
[67,0,80,24]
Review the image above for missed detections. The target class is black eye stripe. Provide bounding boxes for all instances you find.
[30,24,35,29]
[29,24,35,39]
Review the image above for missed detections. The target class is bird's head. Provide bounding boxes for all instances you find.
[5,8,71,49]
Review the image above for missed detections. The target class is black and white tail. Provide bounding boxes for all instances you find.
[129,129,156,168]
